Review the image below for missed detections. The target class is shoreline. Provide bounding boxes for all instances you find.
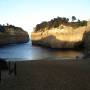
[2,56,84,62]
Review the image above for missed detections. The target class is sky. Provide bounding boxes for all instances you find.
[0,0,90,32]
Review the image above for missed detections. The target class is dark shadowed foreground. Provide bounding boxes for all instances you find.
[0,59,90,90]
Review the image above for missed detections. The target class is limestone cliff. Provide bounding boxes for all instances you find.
[31,26,86,48]
[0,25,29,45]
[31,16,90,49]
[83,23,90,57]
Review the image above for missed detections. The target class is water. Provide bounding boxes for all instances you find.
[0,40,84,61]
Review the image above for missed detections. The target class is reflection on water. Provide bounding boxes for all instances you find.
[50,50,84,59]
[31,46,84,60]
[0,41,84,61]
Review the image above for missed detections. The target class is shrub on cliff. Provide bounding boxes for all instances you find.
[34,16,87,32]
[70,20,87,28]
[0,24,25,33]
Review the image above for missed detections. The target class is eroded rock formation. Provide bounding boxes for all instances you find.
[0,25,29,45]
[31,26,86,48]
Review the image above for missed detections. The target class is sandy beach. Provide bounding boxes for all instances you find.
[0,59,90,90]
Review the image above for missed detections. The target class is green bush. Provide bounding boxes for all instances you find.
[34,16,87,32]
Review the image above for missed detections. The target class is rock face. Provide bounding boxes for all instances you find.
[31,16,89,49]
[83,25,90,57]
[31,26,86,48]
[0,25,29,45]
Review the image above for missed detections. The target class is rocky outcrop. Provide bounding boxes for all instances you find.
[0,25,29,45]
[31,26,86,48]
[83,26,90,57]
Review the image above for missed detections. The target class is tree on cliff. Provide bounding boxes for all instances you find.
[0,24,25,33]
[72,16,76,22]
[34,16,87,32]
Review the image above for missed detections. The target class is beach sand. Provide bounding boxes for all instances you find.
[0,59,90,90]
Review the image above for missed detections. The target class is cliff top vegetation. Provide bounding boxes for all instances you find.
[34,16,87,32]
[0,24,24,33]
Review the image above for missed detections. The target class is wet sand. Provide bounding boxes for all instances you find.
[0,59,90,90]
